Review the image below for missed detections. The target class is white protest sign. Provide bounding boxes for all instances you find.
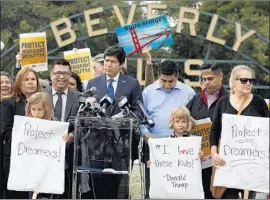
[149,137,204,199]
[214,114,269,193]
[8,116,69,194]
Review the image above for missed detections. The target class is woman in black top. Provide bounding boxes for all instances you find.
[1,68,41,199]
[210,65,269,199]
[0,71,13,198]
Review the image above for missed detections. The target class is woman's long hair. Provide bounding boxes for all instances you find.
[13,68,41,101]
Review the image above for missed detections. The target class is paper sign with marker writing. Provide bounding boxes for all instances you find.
[8,116,69,194]
[63,48,94,81]
[214,114,269,193]
[20,32,47,71]
[190,118,212,169]
[149,137,204,199]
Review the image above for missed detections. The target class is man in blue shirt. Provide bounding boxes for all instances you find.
[141,60,195,198]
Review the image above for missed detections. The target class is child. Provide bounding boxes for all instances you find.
[147,106,204,168]
[25,92,71,142]
[169,106,204,158]
[25,92,71,199]
[169,106,196,138]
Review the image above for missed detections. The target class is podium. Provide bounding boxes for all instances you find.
[72,117,139,199]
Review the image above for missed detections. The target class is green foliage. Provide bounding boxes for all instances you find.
[0,1,268,97]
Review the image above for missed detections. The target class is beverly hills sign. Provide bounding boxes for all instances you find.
[50,4,256,86]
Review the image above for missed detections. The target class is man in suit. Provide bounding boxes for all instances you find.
[85,45,143,199]
[45,59,81,199]
[87,46,143,117]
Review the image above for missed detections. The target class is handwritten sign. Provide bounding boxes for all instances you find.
[115,15,174,56]
[63,48,94,82]
[214,114,269,193]
[190,118,212,169]
[7,116,69,194]
[20,32,47,71]
[149,137,204,199]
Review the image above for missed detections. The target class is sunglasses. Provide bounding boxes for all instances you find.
[235,78,256,84]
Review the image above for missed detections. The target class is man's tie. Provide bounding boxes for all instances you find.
[107,79,115,99]
[54,92,63,121]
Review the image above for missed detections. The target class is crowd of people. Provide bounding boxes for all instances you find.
[0,44,269,199]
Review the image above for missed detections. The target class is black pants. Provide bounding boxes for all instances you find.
[81,174,124,199]
[222,189,256,199]
[202,167,214,199]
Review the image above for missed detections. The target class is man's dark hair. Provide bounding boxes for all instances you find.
[158,60,178,76]
[201,63,222,73]
[51,59,71,71]
[104,45,126,65]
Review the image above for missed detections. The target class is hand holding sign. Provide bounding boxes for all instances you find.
[214,114,269,193]
[148,137,204,199]
[8,116,69,194]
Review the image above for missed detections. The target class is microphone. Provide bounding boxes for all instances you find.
[118,96,131,116]
[117,96,138,119]
[82,86,97,97]
[80,96,99,113]
[99,94,114,116]
[136,100,155,127]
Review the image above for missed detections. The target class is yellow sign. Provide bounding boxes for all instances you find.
[63,48,94,81]
[190,118,212,169]
[20,32,47,72]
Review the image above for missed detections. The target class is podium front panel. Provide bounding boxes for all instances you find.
[72,117,139,199]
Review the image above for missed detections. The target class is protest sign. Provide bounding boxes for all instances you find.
[149,137,204,199]
[115,15,174,56]
[64,48,94,82]
[214,114,269,193]
[20,32,47,71]
[190,118,212,169]
[7,116,69,194]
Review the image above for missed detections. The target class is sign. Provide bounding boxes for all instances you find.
[190,118,212,169]
[115,15,174,56]
[149,137,204,199]
[50,5,256,52]
[7,116,69,194]
[20,32,47,71]
[214,114,269,193]
[63,48,94,81]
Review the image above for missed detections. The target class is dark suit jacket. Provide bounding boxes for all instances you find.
[87,74,143,161]
[86,74,143,118]
[45,87,81,122]
[186,86,229,121]
[45,87,81,198]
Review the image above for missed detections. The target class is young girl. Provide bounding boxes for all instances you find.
[25,92,71,199]
[147,106,204,168]
[25,92,71,142]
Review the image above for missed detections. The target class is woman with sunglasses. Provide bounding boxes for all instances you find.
[210,65,269,199]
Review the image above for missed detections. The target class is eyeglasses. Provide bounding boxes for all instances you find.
[235,78,256,85]
[52,71,71,77]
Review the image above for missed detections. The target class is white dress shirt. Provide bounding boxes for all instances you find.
[106,73,120,95]
[52,88,68,121]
